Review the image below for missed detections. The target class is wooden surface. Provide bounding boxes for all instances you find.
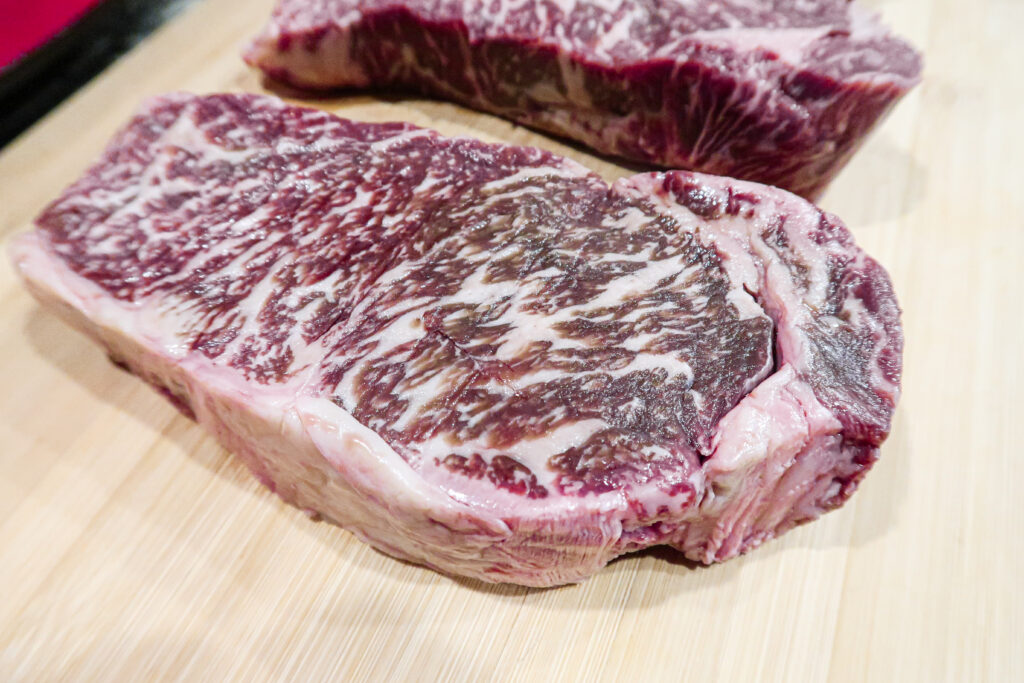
[0,0,1020,679]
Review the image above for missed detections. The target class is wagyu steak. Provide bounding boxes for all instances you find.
[244,0,923,198]
[10,93,902,586]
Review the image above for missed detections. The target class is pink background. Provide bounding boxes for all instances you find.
[0,0,104,69]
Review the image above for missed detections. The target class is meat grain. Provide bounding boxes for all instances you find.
[11,94,902,585]
[246,0,923,197]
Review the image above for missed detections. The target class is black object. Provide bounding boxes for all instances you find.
[0,0,197,148]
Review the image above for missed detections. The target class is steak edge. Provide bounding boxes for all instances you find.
[245,0,922,198]
[10,93,902,586]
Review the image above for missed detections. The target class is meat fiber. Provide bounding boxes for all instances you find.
[244,0,923,198]
[10,93,902,586]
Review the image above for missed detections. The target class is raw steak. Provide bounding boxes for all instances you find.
[244,0,923,198]
[10,93,902,586]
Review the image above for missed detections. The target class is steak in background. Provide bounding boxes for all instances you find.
[245,0,922,199]
[10,94,902,586]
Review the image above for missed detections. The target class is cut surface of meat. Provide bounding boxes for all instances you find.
[11,93,903,586]
[244,0,922,198]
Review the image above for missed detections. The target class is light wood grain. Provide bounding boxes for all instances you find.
[0,0,1020,679]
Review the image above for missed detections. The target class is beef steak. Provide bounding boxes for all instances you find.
[244,0,922,198]
[10,93,902,586]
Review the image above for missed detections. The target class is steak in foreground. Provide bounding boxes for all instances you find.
[245,0,922,199]
[10,93,902,586]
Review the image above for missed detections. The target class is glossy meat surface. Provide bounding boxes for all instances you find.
[12,94,903,585]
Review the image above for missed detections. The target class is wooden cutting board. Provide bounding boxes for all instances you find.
[0,0,1020,679]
